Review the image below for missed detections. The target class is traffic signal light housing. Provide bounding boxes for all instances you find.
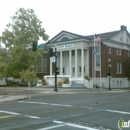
[32,41,37,51]
[49,48,54,57]
[56,67,59,74]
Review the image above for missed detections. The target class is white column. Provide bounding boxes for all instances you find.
[81,49,84,78]
[86,49,89,76]
[60,51,63,75]
[50,57,52,75]
[69,50,72,77]
[75,49,78,77]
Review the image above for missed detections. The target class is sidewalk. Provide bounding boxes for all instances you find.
[0,95,29,102]
[0,87,130,102]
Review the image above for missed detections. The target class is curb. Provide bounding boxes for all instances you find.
[0,95,29,102]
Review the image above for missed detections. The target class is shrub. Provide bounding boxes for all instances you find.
[84,76,90,80]
[58,81,62,86]
[43,81,48,85]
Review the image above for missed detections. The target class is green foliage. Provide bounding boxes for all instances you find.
[0,8,49,79]
[0,48,8,79]
[19,65,39,82]
[0,8,49,47]
[6,80,18,86]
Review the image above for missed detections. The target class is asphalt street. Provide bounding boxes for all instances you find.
[0,87,130,130]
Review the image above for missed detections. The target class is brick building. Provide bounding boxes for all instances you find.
[37,25,130,88]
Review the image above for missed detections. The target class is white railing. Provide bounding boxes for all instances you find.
[84,79,93,88]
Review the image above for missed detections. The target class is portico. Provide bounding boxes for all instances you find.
[45,30,91,87]
[49,44,89,82]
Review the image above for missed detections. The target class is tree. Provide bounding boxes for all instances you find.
[19,65,39,86]
[0,8,49,80]
[0,47,8,79]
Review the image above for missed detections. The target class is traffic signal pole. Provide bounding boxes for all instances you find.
[34,43,58,92]
[54,47,58,92]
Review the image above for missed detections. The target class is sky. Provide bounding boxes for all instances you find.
[0,0,130,44]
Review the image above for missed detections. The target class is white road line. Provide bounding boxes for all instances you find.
[24,115,41,119]
[53,120,64,124]
[0,110,41,119]
[38,120,98,130]
[53,120,98,130]
[0,110,21,115]
[37,124,65,130]
[39,92,76,94]
[19,101,130,115]
[66,123,98,130]
[19,101,73,107]
[105,109,130,115]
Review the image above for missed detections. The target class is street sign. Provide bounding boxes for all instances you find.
[51,56,55,62]
[37,45,44,49]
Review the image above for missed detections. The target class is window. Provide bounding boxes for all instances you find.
[79,67,81,72]
[72,67,75,73]
[43,66,47,73]
[116,62,122,74]
[116,49,118,55]
[120,81,122,87]
[116,49,121,56]
[37,64,42,73]
[117,81,119,87]
[119,63,122,74]
[108,47,111,54]
[119,49,121,56]
[127,51,130,57]
[61,37,69,41]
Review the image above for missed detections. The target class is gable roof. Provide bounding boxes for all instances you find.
[46,30,90,44]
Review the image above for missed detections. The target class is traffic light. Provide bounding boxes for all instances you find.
[32,41,37,51]
[56,67,59,74]
[49,48,54,57]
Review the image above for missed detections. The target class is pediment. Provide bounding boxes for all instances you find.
[47,30,84,44]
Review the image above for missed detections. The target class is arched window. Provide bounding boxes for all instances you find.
[61,37,69,41]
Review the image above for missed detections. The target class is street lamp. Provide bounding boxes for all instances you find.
[108,59,111,91]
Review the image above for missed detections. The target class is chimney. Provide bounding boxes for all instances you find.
[121,25,127,30]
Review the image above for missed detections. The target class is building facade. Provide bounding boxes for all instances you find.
[40,25,130,88]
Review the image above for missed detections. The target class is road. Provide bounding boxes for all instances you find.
[0,87,130,130]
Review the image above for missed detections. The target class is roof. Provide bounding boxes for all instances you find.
[85,30,121,40]
[45,25,130,44]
